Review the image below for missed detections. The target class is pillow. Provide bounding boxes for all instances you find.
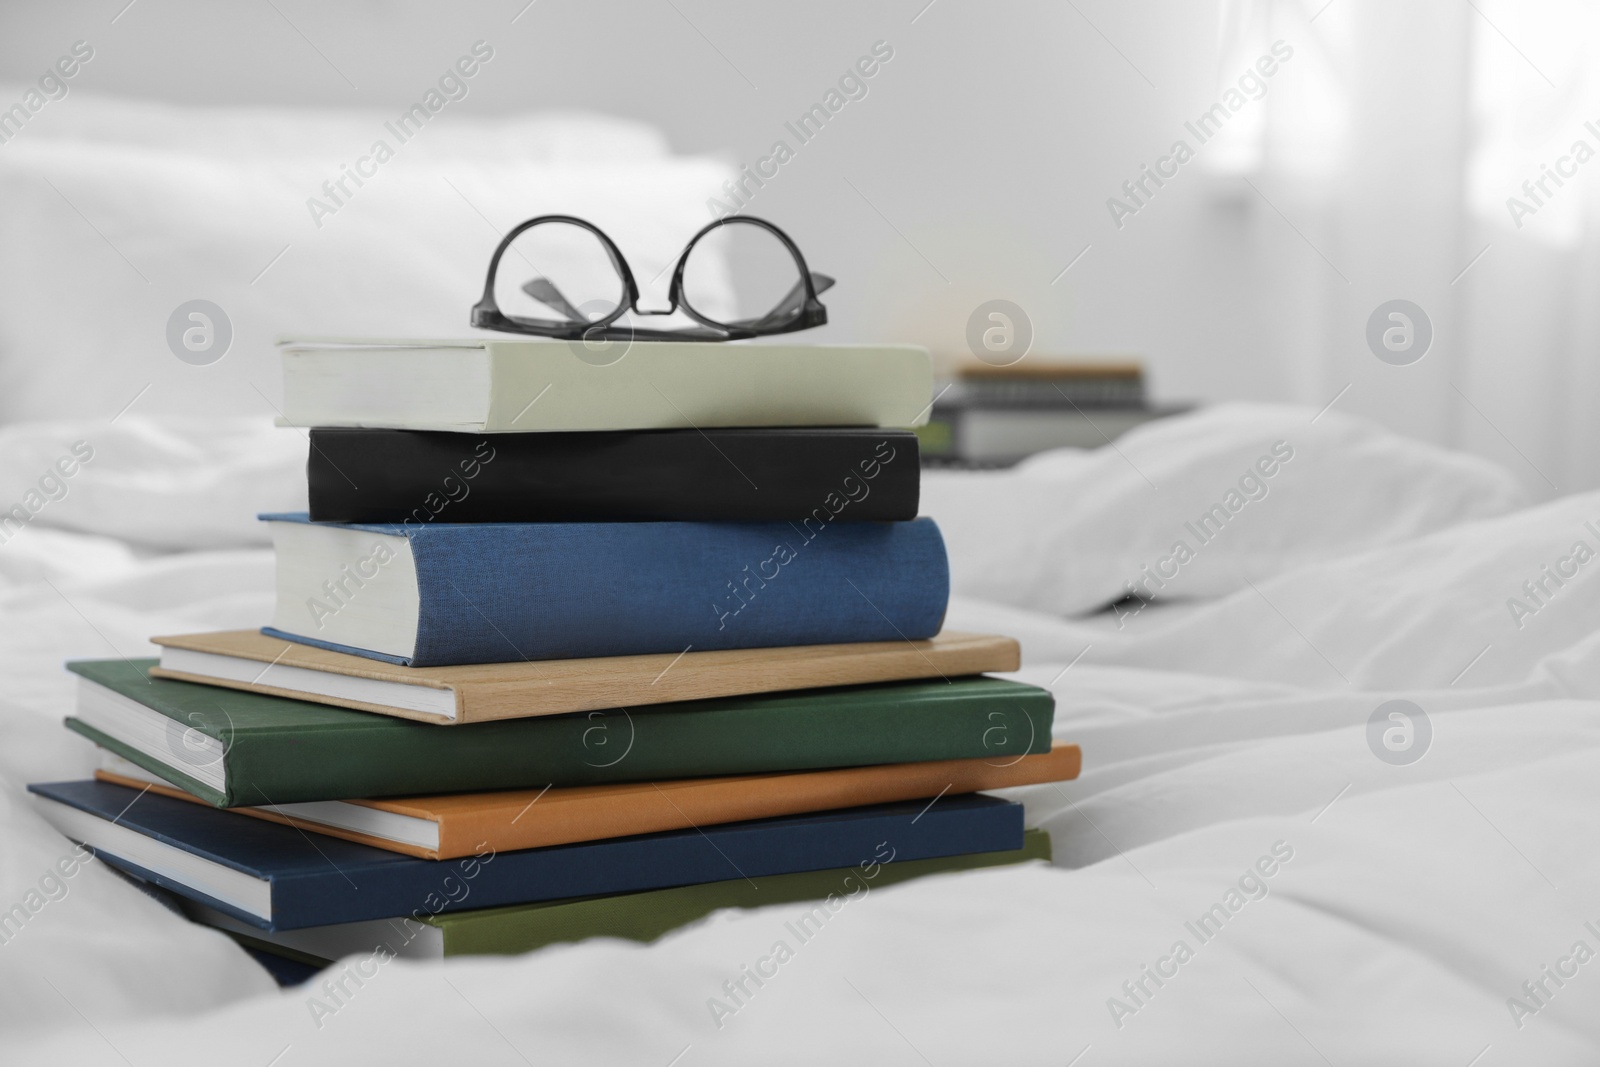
[0,417,303,550]
[919,402,1529,616]
[0,99,731,423]
[3,85,673,163]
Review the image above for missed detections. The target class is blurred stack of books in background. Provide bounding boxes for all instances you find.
[917,356,1191,467]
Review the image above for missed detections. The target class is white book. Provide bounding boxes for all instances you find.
[277,338,933,432]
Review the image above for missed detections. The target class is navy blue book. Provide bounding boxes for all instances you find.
[29,780,1022,931]
[260,512,949,666]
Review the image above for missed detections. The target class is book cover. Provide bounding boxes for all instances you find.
[307,427,921,524]
[29,779,1024,931]
[946,357,1145,408]
[191,829,1052,961]
[918,405,1190,465]
[65,660,1057,807]
[278,339,933,432]
[148,628,1020,725]
[262,512,950,666]
[99,742,1080,859]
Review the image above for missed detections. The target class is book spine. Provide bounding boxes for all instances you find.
[306,428,921,524]
[221,681,1053,804]
[272,797,1023,929]
[950,379,1145,407]
[405,518,950,666]
[480,344,934,431]
[440,830,1052,956]
[438,744,1076,856]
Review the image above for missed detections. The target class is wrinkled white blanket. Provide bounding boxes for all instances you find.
[3,404,1597,1065]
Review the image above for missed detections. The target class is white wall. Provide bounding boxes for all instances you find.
[0,0,1578,493]
[0,1,1278,393]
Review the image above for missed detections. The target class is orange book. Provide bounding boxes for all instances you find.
[96,742,1080,860]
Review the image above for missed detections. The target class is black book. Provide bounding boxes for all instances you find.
[306,427,920,523]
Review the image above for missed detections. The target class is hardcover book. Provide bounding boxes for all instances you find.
[276,338,933,432]
[96,742,1080,859]
[306,427,921,524]
[945,357,1146,408]
[918,404,1190,466]
[148,628,1019,724]
[261,512,949,666]
[29,779,1024,930]
[188,829,1051,960]
[64,660,1057,806]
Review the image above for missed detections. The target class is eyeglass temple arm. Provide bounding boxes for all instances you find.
[744,272,834,330]
[521,278,588,322]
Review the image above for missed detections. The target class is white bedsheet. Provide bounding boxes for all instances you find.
[4,405,1598,1064]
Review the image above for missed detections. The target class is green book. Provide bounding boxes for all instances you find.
[65,660,1055,807]
[197,829,1052,963]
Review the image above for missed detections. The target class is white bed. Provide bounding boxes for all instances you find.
[5,97,1599,1065]
[0,402,1596,1064]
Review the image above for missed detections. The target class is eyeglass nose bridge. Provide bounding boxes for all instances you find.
[632,304,679,316]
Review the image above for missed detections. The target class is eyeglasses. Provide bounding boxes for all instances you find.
[470,214,834,342]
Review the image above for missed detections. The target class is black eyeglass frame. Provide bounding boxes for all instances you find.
[470,214,830,342]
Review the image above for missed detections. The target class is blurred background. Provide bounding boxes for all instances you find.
[0,0,1593,491]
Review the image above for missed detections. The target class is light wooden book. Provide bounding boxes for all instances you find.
[97,743,1080,860]
[149,629,1021,725]
[276,338,933,432]
[953,356,1144,380]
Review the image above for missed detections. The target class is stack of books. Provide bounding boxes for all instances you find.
[31,337,1080,976]
[919,357,1190,466]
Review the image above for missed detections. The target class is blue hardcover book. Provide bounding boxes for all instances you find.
[259,512,949,666]
[29,780,1021,931]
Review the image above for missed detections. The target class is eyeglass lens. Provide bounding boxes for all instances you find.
[494,220,627,328]
[680,220,808,330]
